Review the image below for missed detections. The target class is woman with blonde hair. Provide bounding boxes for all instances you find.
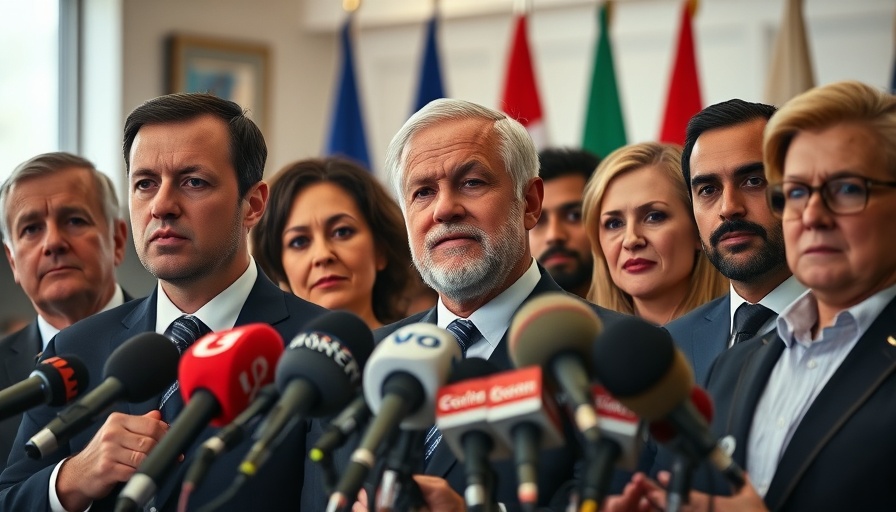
[583,142,726,324]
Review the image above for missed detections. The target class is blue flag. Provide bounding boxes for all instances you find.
[326,16,370,169]
[413,15,445,113]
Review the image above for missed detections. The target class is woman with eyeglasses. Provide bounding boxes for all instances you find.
[606,81,896,512]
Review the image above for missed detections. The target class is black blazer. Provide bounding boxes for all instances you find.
[693,296,896,511]
[0,289,136,467]
[304,266,626,512]
[0,271,326,511]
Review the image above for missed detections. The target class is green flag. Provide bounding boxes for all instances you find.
[582,2,626,158]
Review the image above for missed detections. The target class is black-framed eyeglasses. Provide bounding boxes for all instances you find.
[767,176,896,218]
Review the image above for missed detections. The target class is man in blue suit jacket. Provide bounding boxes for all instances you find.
[0,93,326,511]
[0,152,135,465]
[664,100,804,386]
[321,98,626,512]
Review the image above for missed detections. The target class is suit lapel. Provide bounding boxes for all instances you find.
[1,322,41,387]
[764,298,896,510]
[726,335,785,467]
[690,298,730,386]
[120,291,163,416]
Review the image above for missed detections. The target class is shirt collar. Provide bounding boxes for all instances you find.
[435,258,541,349]
[729,275,806,333]
[38,285,126,349]
[155,259,258,335]
[777,282,896,347]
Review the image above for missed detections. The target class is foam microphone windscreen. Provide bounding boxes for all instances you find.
[179,323,284,426]
[649,387,714,443]
[277,310,374,417]
[104,332,180,402]
[592,316,694,422]
[40,356,90,406]
[448,357,500,384]
[508,292,601,369]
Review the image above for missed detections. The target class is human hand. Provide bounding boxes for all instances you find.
[56,410,169,511]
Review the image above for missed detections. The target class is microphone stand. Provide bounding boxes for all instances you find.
[665,454,696,512]
[375,429,427,512]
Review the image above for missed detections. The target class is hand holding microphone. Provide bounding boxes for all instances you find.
[116,324,284,512]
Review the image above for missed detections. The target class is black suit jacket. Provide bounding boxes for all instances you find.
[0,290,136,468]
[693,296,896,511]
[0,271,326,511]
[305,267,626,512]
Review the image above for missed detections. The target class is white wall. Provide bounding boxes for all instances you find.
[307,0,896,177]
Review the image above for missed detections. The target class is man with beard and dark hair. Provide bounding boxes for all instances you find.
[528,148,599,298]
[664,99,805,386]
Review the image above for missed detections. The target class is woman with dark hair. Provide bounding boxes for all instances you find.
[252,157,416,328]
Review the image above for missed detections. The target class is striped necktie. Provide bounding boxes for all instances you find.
[159,315,211,422]
[423,318,480,468]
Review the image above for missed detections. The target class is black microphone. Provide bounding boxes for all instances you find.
[309,394,371,462]
[592,316,745,490]
[0,355,89,421]
[116,323,284,512]
[435,358,504,512]
[326,323,460,512]
[26,333,179,458]
[238,310,374,478]
[181,384,279,493]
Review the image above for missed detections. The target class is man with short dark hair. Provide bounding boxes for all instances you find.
[0,152,133,464]
[665,99,805,385]
[529,148,599,298]
[0,94,325,511]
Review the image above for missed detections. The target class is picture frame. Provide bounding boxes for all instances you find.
[167,34,271,132]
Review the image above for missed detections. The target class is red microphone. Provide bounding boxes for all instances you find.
[116,324,284,512]
[487,366,565,509]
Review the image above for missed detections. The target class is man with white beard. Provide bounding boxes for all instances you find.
[351,98,623,512]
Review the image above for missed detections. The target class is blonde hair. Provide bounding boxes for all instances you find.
[582,142,727,319]
[765,80,896,183]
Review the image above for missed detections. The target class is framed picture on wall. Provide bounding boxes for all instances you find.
[167,34,270,132]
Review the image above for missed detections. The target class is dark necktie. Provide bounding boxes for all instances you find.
[159,315,211,423]
[731,303,775,345]
[422,318,480,468]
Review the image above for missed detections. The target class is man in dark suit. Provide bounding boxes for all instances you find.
[345,99,623,512]
[0,93,326,511]
[665,100,804,386]
[0,152,134,465]
[612,81,896,512]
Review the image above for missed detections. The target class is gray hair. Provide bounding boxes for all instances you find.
[1,152,122,249]
[383,98,539,210]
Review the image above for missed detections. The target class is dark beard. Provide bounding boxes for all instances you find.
[539,247,592,292]
[706,219,787,281]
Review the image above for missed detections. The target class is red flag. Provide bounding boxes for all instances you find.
[659,0,702,145]
[501,14,548,149]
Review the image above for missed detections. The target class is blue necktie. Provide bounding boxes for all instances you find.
[159,315,211,423]
[423,318,479,468]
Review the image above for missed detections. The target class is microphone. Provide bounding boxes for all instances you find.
[649,387,714,512]
[309,393,371,461]
[0,355,89,421]
[508,293,603,440]
[26,333,179,458]
[116,323,284,512]
[238,310,374,478]
[434,358,506,512]
[487,366,565,511]
[181,383,279,493]
[579,385,643,511]
[327,323,460,512]
[592,316,745,489]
